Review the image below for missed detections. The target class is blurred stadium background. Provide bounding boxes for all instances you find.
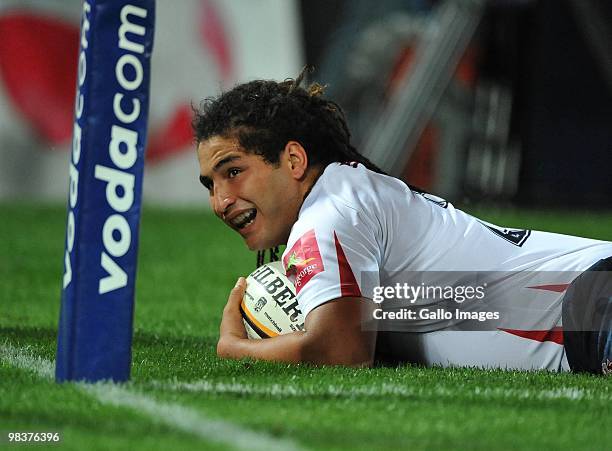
[1,0,610,208]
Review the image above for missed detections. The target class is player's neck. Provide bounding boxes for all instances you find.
[301,165,324,203]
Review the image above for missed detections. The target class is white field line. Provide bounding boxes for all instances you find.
[151,378,612,403]
[0,343,304,451]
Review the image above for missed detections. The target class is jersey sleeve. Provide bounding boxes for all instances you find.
[282,200,381,318]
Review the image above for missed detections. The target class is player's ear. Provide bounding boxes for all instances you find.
[284,141,308,179]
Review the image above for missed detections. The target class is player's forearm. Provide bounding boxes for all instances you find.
[217,331,374,367]
[217,332,307,363]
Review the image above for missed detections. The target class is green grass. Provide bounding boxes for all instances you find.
[1,203,611,450]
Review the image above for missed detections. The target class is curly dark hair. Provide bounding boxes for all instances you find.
[192,68,384,174]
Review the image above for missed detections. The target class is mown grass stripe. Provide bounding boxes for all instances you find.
[151,378,612,402]
[0,342,304,451]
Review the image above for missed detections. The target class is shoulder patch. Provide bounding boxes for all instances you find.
[283,229,324,294]
[480,221,531,247]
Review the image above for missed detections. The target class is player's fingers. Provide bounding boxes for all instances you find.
[234,276,246,292]
[227,277,246,308]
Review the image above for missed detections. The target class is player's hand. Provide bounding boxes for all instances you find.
[217,277,248,356]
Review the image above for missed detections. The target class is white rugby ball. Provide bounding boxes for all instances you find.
[240,261,305,339]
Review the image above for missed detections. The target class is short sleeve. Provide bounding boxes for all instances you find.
[282,201,381,318]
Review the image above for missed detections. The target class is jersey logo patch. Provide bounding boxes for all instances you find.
[480,221,531,247]
[284,229,324,294]
[416,191,449,208]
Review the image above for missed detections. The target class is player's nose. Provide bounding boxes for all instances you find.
[213,190,236,219]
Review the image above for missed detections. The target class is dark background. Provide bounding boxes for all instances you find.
[300,0,612,207]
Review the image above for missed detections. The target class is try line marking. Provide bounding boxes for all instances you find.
[0,342,304,451]
[151,377,612,403]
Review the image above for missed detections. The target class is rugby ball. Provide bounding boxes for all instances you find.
[240,261,305,339]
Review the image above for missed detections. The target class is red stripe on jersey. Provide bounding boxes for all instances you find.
[333,232,362,297]
[499,327,564,345]
[527,284,571,293]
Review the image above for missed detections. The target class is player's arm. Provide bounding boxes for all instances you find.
[216,277,377,366]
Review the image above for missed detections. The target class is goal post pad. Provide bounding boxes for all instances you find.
[56,0,156,383]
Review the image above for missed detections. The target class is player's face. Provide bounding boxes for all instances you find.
[197,136,303,251]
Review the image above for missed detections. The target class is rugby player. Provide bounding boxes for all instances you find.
[194,73,612,374]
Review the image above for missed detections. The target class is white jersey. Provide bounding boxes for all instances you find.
[281,163,612,371]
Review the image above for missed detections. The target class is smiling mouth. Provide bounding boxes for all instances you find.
[229,209,257,229]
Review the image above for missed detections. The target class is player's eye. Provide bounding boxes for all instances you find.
[228,168,241,178]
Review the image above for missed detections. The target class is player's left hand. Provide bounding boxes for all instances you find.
[218,277,248,351]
